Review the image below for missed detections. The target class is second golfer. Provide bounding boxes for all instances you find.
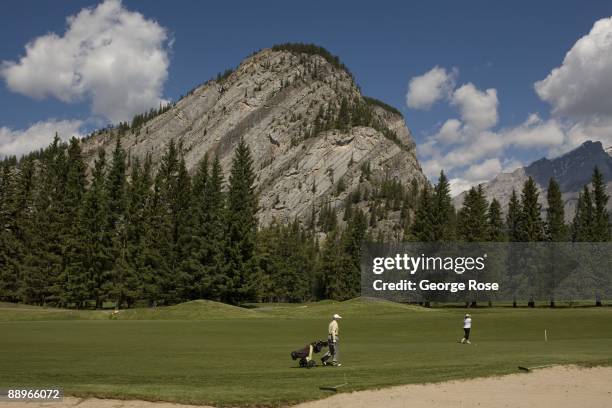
[322,313,342,366]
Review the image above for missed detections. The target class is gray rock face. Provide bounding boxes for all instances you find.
[453,141,612,220]
[81,48,426,226]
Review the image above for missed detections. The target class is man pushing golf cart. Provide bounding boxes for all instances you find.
[321,313,342,367]
[290,313,343,368]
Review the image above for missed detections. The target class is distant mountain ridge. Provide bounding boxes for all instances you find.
[526,141,612,192]
[453,141,612,219]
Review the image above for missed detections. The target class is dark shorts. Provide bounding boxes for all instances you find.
[464,328,471,339]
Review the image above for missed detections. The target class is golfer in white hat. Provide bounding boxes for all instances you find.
[321,313,342,366]
[461,314,472,344]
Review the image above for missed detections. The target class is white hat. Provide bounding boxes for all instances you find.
[333,313,342,319]
[465,313,471,317]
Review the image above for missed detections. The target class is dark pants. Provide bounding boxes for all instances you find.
[464,328,471,340]
[322,337,338,363]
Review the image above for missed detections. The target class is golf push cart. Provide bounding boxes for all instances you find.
[291,340,328,368]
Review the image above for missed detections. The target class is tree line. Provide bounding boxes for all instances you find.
[0,135,609,308]
[0,136,371,307]
[411,169,610,244]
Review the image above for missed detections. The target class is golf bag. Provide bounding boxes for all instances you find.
[290,340,328,368]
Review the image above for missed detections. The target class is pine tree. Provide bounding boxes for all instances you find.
[318,202,337,232]
[0,161,20,301]
[22,135,67,305]
[336,97,350,131]
[487,198,505,241]
[105,138,137,307]
[173,155,193,300]
[518,177,544,242]
[70,149,113,309]
[10,158,36,303]
[123,157,153,306]
[138,155,167,304]
[591,167,610,241]
[60,138,88,306]
[188,155,227,299]
[225,139,259,303]
[506,189,521,242]
[343,207,368,296]
[457,185,489,242]
[317,228,353,300]
[432,171,455,241]
[572,186,593,242]
[411,184,435,241]
[149,141,193,304]
[545,177,567,242]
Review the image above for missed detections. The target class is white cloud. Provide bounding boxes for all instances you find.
[406,66,456,110]
[504,114,565,148]
[0,120,84,157]
[451,83,498,130]
[535,17,612,118]
[449,178,476,197]
[501,158,524,173]
[463,158,502,181]
[1,0,170,123]
[435,118,463,143]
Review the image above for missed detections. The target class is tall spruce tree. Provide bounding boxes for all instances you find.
[122,157,153,306]
[225,139,259,303]
[432,171,455,241]
[317,228,354,300]
[150,140,193,303]
[187,155,227,300]
[59,138,88,305]
[105,138,136,307]
[411,184,435,241]
[506,189,521,242]
[0,161,19,301]
[343,207,368,296]
[457,185,489,242]
[572,186,594,242]
[545,177,567,241]
[11,158,36,303]
[21,135,67,305]
[518,177,544,241]
[487,198,505,241]
[591,167,610,241]
[72,149,113,308]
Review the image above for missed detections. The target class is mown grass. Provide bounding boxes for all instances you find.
[0,299,611,406]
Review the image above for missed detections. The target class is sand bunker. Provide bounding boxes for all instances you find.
[5,365,611,408]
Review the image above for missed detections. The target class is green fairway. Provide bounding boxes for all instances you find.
[1,299,611,406]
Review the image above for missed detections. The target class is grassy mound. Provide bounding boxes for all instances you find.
[0,304,108,321]
[0,298,432,322]
[115,299,262,320]
[255,297,433,319]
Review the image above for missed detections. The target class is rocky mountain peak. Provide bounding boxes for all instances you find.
[453,140,612,219]
[81,44,427,227]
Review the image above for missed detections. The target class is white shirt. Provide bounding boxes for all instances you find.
[329,320,339,341]
[464,317,472,329]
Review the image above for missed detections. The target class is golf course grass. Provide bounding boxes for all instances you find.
[1,299,611,406]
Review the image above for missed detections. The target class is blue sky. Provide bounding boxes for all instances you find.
[2,0,612,193]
